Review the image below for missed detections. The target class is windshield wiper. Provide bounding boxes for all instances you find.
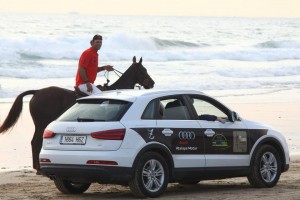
[77,118,105,122]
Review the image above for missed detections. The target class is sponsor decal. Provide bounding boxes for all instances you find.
[204,129,215,137]
[176,146,198,151]
[178,131,196,140]
[66,127,76,132]
[162,128,173,136]
[148,128,155,140]
[133,127,207,154]
[179,140,189,145]
[211,134,228,147]
[233,131,247,152]
[178,130,196,145]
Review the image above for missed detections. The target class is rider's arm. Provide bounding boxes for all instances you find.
[199,114,226,123]
[98,65,114,72]
[78,67,90,83]
[78,66,93,92]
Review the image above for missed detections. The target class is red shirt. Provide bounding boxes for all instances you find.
[75,47,98,86]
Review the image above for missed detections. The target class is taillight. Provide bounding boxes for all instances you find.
[43,130,55,138]
[87,160,118,165]
[40,158,51,163]
[91,129,125,140]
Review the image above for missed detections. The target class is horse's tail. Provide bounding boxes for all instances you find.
[0,90,37,134]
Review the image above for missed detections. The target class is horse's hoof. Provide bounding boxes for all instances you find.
[36,170,41,175]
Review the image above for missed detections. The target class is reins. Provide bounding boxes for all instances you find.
[103,68,142,89]
[113,69,123,76]
[103,68,123,86]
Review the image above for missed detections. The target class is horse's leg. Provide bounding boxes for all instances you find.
[31,125,44,172]
[31,127,39,170]
[30,105,48,172]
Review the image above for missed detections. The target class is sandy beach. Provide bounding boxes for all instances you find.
[0,89,300,199]
[0,161,299,200]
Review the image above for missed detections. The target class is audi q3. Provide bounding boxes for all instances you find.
[39,89,290,198]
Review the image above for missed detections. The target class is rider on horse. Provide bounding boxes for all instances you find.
[75,34,114,96]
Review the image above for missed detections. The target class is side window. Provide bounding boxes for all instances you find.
[141,97,191,120]
[160,98,191,120]
[191,98,228,120]
[141,100,156,119]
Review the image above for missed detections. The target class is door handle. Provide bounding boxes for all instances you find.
[204,129,215,137]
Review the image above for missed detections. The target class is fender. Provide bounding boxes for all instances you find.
[132,142,174,171]
[249,136,288,172]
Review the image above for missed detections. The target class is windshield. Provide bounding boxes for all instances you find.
[57,99,132,122]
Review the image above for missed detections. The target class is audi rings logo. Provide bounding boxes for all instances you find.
[178,131,195,140]
[66,127,76,132]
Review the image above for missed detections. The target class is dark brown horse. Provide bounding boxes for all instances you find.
[0,56,154,171]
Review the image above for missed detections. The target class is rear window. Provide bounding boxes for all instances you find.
[57,99,132,122]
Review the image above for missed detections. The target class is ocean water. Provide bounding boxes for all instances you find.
[0,13,300,101]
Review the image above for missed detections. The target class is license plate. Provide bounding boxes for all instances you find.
[60,135,87,145]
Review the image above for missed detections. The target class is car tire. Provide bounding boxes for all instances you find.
[129,152,169,198]
[53,177,91,194]
[247,145,281,188]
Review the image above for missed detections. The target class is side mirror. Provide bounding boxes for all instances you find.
[231,111,241,122]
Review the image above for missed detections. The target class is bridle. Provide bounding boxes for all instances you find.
[103,68,144,89]
[133,64,153,89]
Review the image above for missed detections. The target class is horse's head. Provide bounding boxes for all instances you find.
[131,56,155,89]
[104,57,155,90]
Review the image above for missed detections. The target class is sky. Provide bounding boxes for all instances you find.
[1,0,300,18]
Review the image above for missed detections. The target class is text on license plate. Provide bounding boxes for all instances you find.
[60,135,87,145]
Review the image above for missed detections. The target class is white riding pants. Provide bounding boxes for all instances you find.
[77,83,102,95]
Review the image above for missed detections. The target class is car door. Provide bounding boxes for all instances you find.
[187,95,249,168]
[155,96,205,169]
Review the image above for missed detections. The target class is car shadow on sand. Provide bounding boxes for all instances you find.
[56,180,257,199]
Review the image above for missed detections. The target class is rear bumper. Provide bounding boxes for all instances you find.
[40,164,132,184]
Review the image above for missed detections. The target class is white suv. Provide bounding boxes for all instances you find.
[40,89,290,198]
